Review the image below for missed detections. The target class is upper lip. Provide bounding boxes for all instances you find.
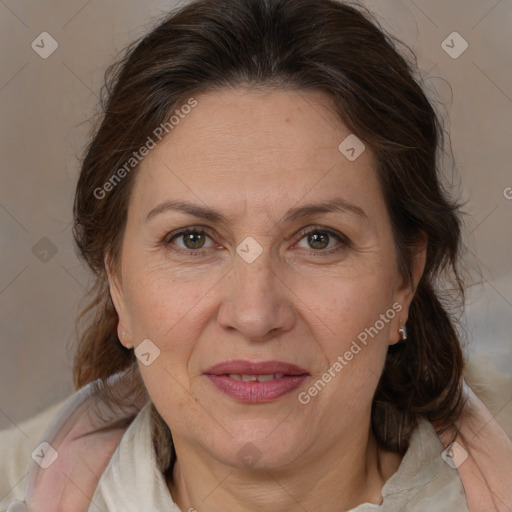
[204,360,309,376]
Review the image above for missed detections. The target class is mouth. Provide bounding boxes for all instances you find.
[225,372,286,381]
[204,360,309,403]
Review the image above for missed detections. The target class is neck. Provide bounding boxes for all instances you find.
[167,426,402,512]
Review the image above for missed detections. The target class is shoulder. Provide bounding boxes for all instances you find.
[0,370,147,512]
[0,399,68,509]
[463,350,512,440]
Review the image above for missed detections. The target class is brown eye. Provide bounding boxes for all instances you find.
[167,229,215,252]
[181,231,206,250]
[307,231,330,250]
[295,227,350,253]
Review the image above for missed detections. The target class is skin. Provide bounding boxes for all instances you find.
[106,87,426,512]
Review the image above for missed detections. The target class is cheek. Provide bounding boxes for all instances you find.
[304,282,396,403]
[119,271,208,398]
[295,264,397,345]
[123,261,212,340]
[121,269,207,416]
[295,268,397,406]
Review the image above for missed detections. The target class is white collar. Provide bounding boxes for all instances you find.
[88,401,180,512]
[348,418,468,511]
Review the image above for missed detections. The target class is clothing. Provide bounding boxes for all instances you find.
[348,417,469,511]
[87,401,180,512]
[1,371,147,512]
[2,356,512,511]
[87,402,469,512]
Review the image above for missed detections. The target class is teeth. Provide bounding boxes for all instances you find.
[228,373,285,382]
[256,374,274,382]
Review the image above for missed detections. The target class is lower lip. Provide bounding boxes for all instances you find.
[206,374,308,402]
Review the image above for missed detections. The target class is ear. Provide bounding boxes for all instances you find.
[390,233,427,345]
[105,253,133,349]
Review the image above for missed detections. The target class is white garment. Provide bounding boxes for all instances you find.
[87,401,180,512]
[88,401,468,512]
[0,400,67,509]
[349,419,468,511]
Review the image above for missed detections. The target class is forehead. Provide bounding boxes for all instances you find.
[130,87,382,223]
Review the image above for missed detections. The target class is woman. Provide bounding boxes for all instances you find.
[3,0,512,510]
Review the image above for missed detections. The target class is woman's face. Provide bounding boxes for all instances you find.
[108,87,424,469]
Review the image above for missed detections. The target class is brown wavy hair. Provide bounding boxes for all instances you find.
[72,0,466,473]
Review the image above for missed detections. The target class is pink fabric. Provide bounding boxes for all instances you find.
[7,370,147,512]
[7,375,512,511]
[436,380,512,511]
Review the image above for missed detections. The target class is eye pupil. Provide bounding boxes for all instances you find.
[308,232,329,250]
[184,231,205,249]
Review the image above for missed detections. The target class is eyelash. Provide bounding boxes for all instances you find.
[163,225,351,257]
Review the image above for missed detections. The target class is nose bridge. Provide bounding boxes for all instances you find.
[236,248,275,298]
[233,244,278,310]
[217,241,293,338]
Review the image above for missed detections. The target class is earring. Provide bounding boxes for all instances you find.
[119,330,133,349]
[398,322,408,341]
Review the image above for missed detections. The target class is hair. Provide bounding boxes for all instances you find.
[72,0,466,474]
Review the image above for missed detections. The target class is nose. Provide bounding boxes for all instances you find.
[217,246,296,341]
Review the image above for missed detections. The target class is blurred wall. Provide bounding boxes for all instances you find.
[1,0,511,431]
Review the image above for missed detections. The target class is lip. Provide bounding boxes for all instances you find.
[204,360,309,403]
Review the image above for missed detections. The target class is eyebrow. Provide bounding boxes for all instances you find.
[145,197,367,224]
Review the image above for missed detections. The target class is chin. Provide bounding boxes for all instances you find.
[206,426,306,470]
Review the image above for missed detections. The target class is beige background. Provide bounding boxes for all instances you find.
[1,0,511,431]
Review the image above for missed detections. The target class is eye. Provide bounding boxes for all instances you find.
[295,226,350,254]
[163,225,350,256]
[166,228,217,253]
